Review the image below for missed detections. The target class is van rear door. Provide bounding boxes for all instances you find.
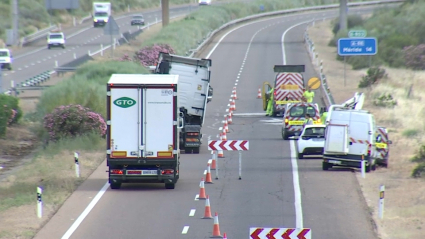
[324,124,349,154]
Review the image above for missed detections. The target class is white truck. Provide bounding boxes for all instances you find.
[106,74,183,190]
[322,93,378,172]
[154,52,213,154]
[93,2,111,27]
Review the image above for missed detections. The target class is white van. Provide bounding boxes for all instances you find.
[322,105,377,172]
[0,49,13,70]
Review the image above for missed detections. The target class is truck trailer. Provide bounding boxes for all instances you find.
[154,52,212,154]
[106,74,183,189]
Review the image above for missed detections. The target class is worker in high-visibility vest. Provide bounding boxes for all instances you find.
[321,111,328,125]
[303,87,315,103]
[265,87,274,116]
[304,113,314,126]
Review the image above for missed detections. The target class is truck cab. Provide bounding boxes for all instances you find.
[93,2,111,27]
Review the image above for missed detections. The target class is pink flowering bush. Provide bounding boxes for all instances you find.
[43,104,107,141]
[133,44,176,67]
[0,95,22,137]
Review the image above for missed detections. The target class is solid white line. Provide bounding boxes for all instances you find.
[282,20,313,229]
[61,181,109,239]
[189,209,196,216]
[182,226,190,234]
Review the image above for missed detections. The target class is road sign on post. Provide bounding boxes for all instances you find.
[338,38,377,56]
[104,17,120,58]
[250,227,311,239]
[208,140,249,180]
[348,30,367,38]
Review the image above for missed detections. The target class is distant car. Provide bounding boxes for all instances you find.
[47,31,66,49]
[296,125,326,159]
[199,0,211,5]
[131,15,145,26]
[0,48,13,70]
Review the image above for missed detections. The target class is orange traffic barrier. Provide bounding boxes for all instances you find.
[218,150,224,158]
[205,163,213,184]
[223,232,227,239]
[198,178,207,200]
[222,128,227,140]
[202,195,213,219]
[212,212,223,238]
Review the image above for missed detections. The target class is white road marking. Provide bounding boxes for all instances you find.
[194,194,199,201]
[282,20,313,229]
[182,226,190,234]
[203,170,207,175]
[189,209,196,216]
[61,182,109,239]
[232,113,265,116]
[208,159,212,164]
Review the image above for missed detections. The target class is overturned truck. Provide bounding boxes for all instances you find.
[155,52,213,154]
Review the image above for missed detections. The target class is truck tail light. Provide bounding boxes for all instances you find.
[110,169,123,174]
[187,132,199,136]
[161,169,174,175]
[284,118,289,125]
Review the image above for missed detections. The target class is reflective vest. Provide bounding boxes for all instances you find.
[304,118,314,125]
[303,91,315,103]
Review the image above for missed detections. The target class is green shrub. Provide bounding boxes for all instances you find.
[331,15,365,35]
[411,145,425,163]
[412,162,425,178]
[358,67,386,88]
[0,95,23,137]
[372,93,397,108]
[402,129,419,137]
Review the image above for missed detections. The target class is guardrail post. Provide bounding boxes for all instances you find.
[55,61,58,67]
[73,53,77,59]
[128,5,130,12]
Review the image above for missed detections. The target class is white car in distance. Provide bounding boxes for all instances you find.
[296,125,326,159]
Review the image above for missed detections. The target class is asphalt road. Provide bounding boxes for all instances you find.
[0,5,198,91]
[33,6,385,239]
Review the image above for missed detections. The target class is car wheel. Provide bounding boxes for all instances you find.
[322,161,329,170]
[298,153,303,159]
[110,182,121,189]
[165,183,175,189]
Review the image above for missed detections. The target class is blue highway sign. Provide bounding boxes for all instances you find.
[338,37,377,56]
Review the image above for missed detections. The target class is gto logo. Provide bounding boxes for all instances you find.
[113,97,136,108]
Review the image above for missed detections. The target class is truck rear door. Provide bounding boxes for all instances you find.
[109,87,142,158]
[143,88,176,158]
[274,72,304,104]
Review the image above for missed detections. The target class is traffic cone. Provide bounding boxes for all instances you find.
[219,132,223,140]
[223,233,227,239]
[211,157,216,170]
[202,195,213,219]
[257,87,262,99]
[224,116,229,133]
[218,150,224,158]
[222,128,227,140]
[211,212,223,238]
[230,100,236,111]
[233,87,238,100]
[205,163,213,184]
[228,113,233,124]
[198,178,207,200]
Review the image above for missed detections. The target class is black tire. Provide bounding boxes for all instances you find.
[165,183,175,189]
[47,45,51,49]
[282,129,289,140]
[192,147,200,154]
[322,161,329,170]
[365,163,371,173]
[372,162,377,171]
[110,182,121,189]
[298,153,303,159]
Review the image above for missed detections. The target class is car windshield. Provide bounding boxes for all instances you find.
[49,34,63,39]
[133,16,143,19]
[95,12,108,17]
[0,51,9,57]
[289,105,317,117]
[303,127,325,136]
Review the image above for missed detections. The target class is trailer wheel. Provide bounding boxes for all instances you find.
[165,183,175,189]
[322,162,329,171]
[110,182,121,189]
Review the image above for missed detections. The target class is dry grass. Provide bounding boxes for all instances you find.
[0,150,105,238]
[308,20,425,238]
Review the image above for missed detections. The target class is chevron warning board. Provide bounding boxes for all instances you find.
[250,227,311,239]
[208,140,249,151]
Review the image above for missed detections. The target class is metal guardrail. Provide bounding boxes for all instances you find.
[21,25,58,46]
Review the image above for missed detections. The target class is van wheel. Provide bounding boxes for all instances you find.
[110,182,121,189]
[165,183,175,189]
[282,129,289,140]
[372,163,377,171]
[365,164,371,173]
[298,153,303,159]
[322,162,329,170]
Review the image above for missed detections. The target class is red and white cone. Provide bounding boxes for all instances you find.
[202,195,213,219]
[228,113,233,124]
[205,163,213,184]
[224,116,229,133]
[198,178,207,200]
[211,157,216,170]
[218,150,224,158]
[211,212,223,238]
[257,87,262,99]
[233,87,238,100]
[230,100,236,111]
[222,128,227,140]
